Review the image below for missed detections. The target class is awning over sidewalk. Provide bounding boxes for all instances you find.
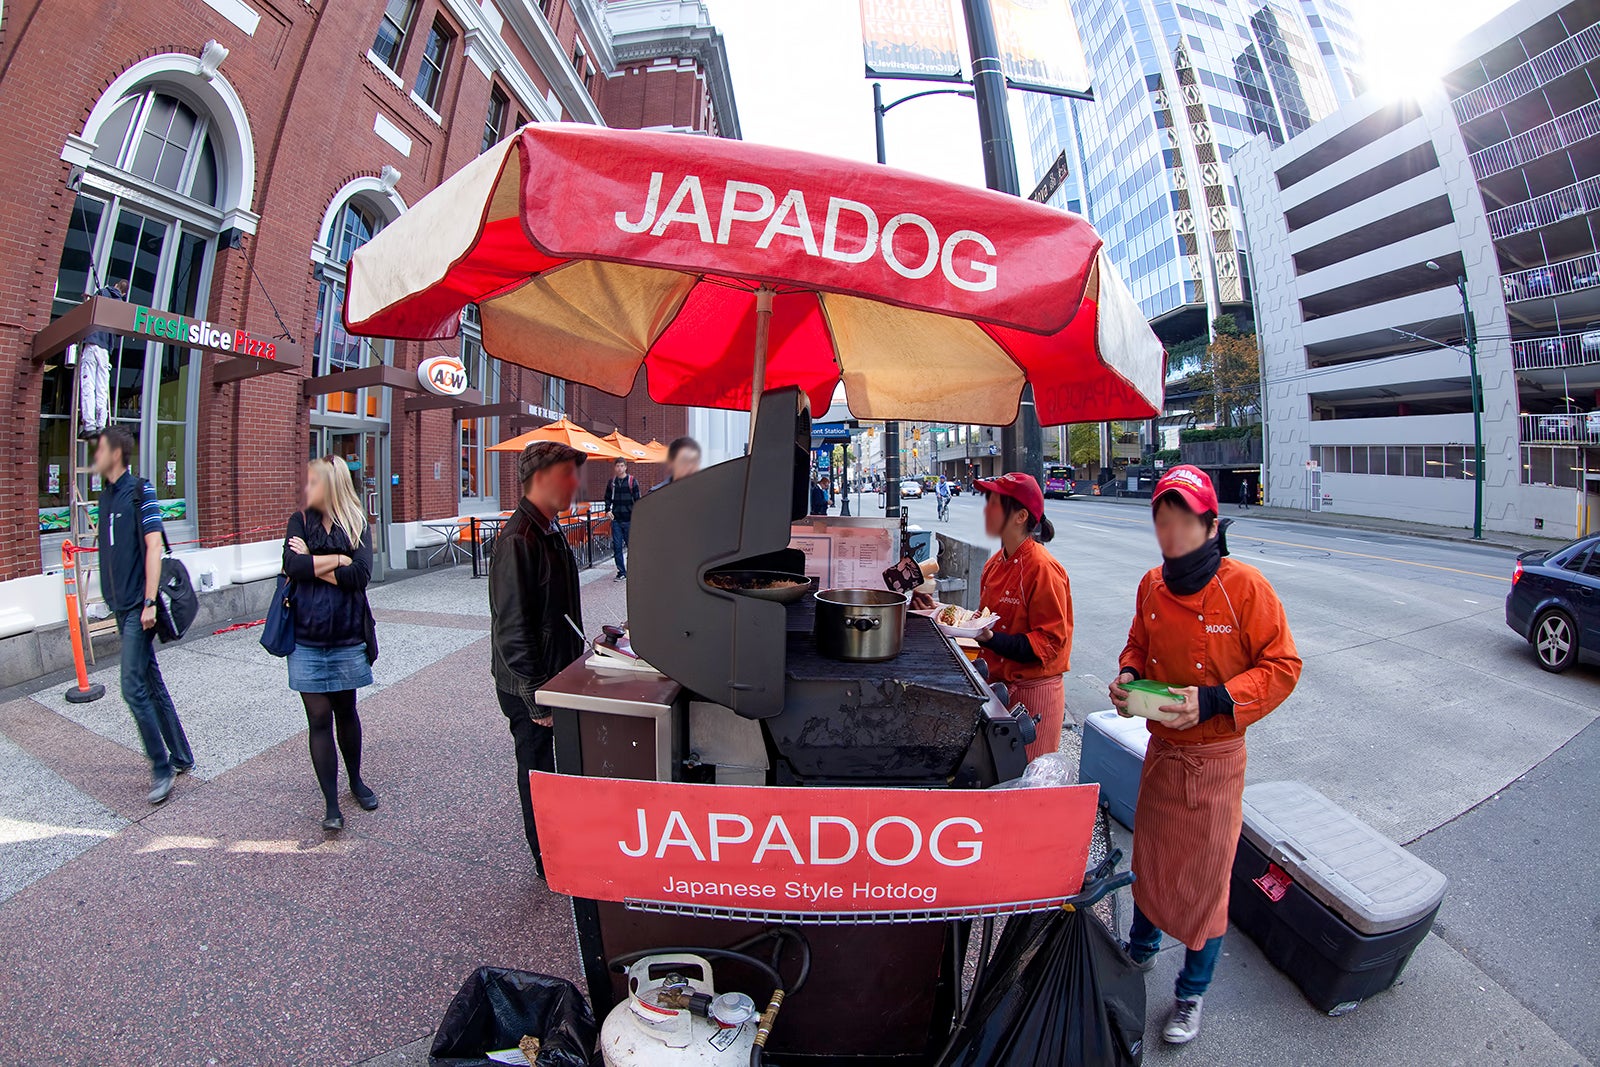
[301,364,483,412]
[32,296,304,382]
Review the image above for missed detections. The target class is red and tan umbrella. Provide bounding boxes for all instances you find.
[346,124,1163,426]
[602,430,667,463]
[488,416,628,459]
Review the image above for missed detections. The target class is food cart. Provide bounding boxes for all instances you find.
[344,124,1167,1064]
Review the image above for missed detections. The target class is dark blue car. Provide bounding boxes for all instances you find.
[1505,534,1600,672]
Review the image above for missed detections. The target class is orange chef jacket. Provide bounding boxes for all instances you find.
[977,537,1073,685]
[1118,557,1301,744]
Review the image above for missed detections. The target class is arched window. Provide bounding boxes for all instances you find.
[39,75,245,546]
[90,90,222,205]
[309,187,401,424]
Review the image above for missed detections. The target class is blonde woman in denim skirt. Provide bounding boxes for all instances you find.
[282,456,379,831]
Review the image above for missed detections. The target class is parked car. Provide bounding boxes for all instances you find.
[899,479,923,498]
[1505,534,1600,672]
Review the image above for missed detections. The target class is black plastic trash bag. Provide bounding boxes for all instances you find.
[939,906,1145,1067]
[429,967,597,1067]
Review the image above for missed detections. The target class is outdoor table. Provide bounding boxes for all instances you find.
[421,518,471,567]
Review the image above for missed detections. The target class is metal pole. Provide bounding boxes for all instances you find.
[961,0,1041,484]
[1458,275,1483,540]
[874,81,901,519]
[840,436,852,516]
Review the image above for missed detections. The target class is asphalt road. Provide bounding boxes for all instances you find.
[873,491,1598,1062]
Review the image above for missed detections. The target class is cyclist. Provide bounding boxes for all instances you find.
[935,476,951,522]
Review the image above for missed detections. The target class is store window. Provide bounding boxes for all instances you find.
[40,85,229,540]
[414,19,454,109]
[482,87,509,154]
[543,375,567,414]
[372,0,417,71]
[312,197,395,421]
[459,306,500,504]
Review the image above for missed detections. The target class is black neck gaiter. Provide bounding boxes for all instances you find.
[1162,519,1232,596]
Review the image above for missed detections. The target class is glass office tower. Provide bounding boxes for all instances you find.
[1026,0,1357,337]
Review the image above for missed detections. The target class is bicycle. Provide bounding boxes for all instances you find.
[936,494,950,522]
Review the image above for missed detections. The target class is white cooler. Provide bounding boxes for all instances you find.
[1079,710,1149,829]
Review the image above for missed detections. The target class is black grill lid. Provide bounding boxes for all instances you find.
[627,387,812,718]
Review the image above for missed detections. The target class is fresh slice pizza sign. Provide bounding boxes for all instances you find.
[531,773,1099,913]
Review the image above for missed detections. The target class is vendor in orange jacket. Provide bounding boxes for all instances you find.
[970,472,1073,760]
[1107,465,1301,1047]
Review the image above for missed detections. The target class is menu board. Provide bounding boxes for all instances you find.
[790,520,896,590]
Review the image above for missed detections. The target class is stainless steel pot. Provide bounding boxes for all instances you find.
[814,588,909,662]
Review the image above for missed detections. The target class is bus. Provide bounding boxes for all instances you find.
[1044,464,1076,499]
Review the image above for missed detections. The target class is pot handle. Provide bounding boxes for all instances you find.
[844,615,883,632]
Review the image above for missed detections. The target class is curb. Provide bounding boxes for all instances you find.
[1070,495,1560,554]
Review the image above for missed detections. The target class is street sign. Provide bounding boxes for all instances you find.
[812,423,852,442]
[1029,150,1071,205]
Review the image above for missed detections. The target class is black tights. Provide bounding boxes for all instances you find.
[301,690,363,816]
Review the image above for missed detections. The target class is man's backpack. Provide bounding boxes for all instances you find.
[154,529,198,643]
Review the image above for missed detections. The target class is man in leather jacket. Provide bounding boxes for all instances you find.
[490,441,585,877]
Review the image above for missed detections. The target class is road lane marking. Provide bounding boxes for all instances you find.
[1251,555,1297,567]
[1338,536,1377,544]
[1074,523,1114,532]
[1077,509,1509,581]
[1464,598,1479,604]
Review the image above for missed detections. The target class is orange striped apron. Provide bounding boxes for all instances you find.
[1009,674,1065,761]
[1130,733,1247,949]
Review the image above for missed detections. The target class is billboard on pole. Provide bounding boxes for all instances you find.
[993,0,1091,94]
[860,0,963,79]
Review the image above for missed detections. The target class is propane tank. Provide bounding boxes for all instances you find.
[601,953,758,1067]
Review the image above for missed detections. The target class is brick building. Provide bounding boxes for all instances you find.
[0,0,738,637]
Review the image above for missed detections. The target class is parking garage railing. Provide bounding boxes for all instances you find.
[1452,24,1600,125]
[1487,174,1600,241]
[1502,252,1600,303]
[1511,331,1600,371]
[1470,99,1600,180]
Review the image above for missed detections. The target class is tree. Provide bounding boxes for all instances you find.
[1067,423,1100,468]
[1196,317,1260,428]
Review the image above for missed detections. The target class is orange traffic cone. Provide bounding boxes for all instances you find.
[61,540,105,704]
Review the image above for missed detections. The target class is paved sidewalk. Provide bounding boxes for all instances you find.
[0,565,628,1066]
[0,563,1588,1066]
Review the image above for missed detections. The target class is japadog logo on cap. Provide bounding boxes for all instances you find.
[1163,467,1205,489]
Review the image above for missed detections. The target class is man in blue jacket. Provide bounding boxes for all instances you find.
[94,426,193,804]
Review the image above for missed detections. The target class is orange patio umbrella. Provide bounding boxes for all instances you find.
[488,416,628,460]
[602,430,668,464]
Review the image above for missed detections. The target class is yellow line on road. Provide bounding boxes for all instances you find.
[1084,511,1509,582]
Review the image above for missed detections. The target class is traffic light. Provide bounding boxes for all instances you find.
[912,448,919,458]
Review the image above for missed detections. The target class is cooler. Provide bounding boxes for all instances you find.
[1230,780,1447,1016]
[1079,710,1149,829]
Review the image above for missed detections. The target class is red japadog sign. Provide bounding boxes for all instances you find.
[530,773,1100,914]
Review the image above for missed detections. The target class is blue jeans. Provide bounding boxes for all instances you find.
[1129,904,1223,999]
[117,609,193,778]
[612,519,630,576]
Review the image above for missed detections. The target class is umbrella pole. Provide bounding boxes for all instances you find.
[749,285,775,442]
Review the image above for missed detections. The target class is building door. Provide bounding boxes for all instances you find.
[312,428,390,581]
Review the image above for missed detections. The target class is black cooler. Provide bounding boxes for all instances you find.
[1230,780,1448,1016]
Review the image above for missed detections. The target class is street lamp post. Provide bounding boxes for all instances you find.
[873,80,974,517]
[1395,261,1483,539]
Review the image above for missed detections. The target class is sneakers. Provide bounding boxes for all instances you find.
[1162,996,1203,1044]
[614,572,627,582]
[1121,940,1157,973]
[147,773,175,805]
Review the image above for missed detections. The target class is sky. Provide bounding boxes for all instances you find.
[703,0,1519,192]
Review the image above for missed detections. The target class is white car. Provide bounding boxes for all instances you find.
[900,480,924,498]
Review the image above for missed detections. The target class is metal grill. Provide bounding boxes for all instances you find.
[784,603,983,697]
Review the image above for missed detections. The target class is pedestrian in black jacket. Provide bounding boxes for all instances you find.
[282,456,379,832]
[603,458,641,582]
[490,440,586,877]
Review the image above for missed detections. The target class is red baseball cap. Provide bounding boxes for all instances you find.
[1152,464,1218,514]
[975,471,1045,523]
